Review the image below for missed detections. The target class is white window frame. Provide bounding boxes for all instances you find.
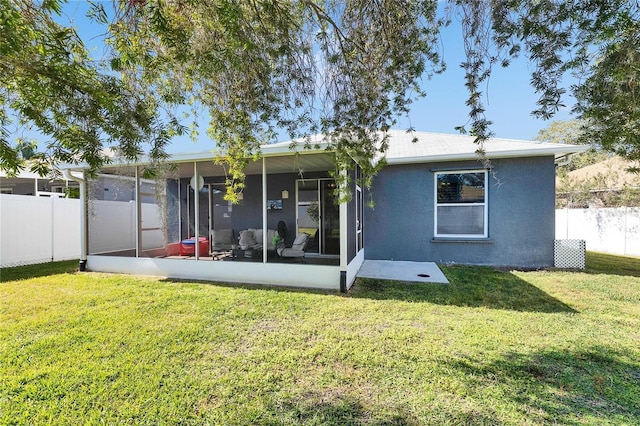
[434,169,488,238]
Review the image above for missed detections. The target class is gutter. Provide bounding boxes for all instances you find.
[63,169,88,271]
[555,153,573,167]
[384,145,591,166]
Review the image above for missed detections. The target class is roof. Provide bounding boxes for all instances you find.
[0,166,67,181]
[561,156,640,190]
[379,129,588,164]
[59,129,588,175]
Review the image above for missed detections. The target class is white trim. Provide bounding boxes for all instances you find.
[262,157,268,263]
[386,145,590,165]
[86,255,341,290]
[135,166,142,257]
[434,169,488,238]
[355,184,363,255]
[346,249,365,291]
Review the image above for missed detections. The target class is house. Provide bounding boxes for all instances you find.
[61,130,587,292]
[556,156,640,208]
[563,156,638,189]
[0,169,77,197]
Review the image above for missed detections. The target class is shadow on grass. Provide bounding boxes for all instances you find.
[350,265,577,313]
[448,346,640,424]
[0,259,78,283]
[259,391,497,425]
[259,394,415,425]
[586,251,640,277]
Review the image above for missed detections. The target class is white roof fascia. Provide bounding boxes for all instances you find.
[384,144,591,165]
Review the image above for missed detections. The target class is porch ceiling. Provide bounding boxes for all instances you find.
[102,152,336,179]
[176,152,336,178]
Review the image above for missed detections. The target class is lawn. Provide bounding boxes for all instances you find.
[1,253,639,425]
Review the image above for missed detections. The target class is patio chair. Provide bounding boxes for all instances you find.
[210,229,235,259]
[279,232,310,263]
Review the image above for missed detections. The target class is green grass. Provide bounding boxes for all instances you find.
[1,253,639,425]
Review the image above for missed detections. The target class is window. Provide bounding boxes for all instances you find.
[434,170,487,238]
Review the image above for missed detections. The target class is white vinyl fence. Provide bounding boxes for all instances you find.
[556,207,640,257]
[0,194,80,267]
[1,194,164,268]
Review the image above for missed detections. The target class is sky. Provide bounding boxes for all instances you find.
[58,1,576,154]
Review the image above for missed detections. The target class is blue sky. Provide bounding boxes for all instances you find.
[60,1,575,154]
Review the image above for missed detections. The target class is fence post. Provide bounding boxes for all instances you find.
[51,196,55,262]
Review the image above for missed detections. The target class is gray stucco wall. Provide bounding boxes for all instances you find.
[233,173,297,245]
[91,176,156,203]
[364,156,556,268]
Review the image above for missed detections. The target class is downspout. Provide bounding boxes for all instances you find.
[63,169,88,271]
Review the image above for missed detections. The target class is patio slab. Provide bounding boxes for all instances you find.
[356,260,449,284]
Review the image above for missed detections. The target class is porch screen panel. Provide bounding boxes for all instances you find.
[298,180,320,254]
[165,179,181,245]
[88,169,137,256]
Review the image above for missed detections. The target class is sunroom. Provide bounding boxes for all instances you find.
[69,141,364,292]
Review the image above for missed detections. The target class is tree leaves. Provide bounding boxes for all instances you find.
[0,0,164,177]
[1,0,639,197]
[105,0,443,201]
[574,29,640,162]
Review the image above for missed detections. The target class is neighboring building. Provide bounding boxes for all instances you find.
[0,169,77,197]
[564,156,638,188]
[0,169,156,202]
[60,130,587,291]
[557,156,640,208]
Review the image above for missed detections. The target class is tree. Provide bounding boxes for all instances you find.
[15,139,38,160]
[452,1,639,143]
[1,1,639,200]
[0,0,173,178]
[574,29,640,166]
[536,120,608,173]
[103,0,444,201]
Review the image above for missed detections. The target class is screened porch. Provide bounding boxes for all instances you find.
[80,146,364,291]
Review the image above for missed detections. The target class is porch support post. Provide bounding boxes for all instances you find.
[262,157,268,263]
[63,169,87,270]
[135,166,142,257]
[79,176,88,270]
[193,161,200,259]
[339,168,348,292]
